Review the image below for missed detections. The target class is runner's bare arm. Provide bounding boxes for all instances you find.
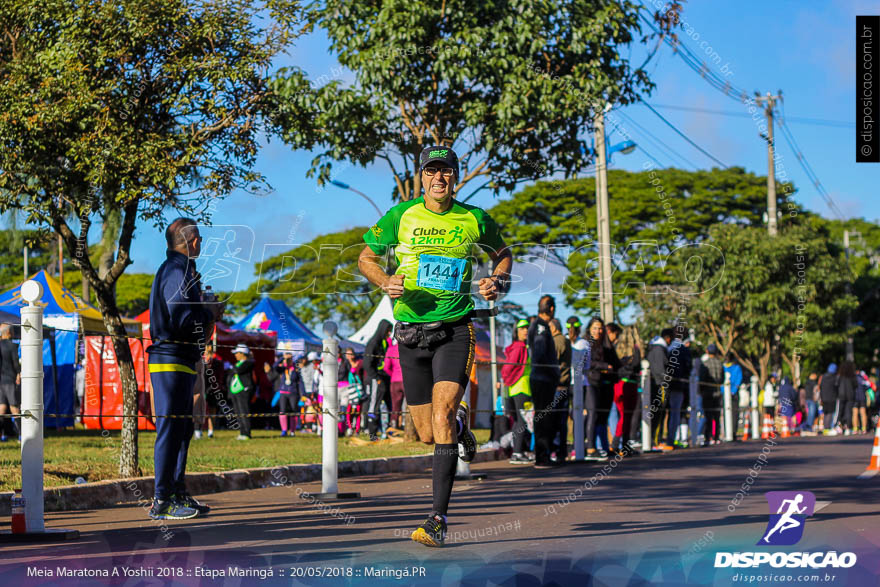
[358,245,404,298]
[478,242,513,301]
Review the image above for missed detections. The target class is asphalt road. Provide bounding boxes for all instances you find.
[1,435,878,586]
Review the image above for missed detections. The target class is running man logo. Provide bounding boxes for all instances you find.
[370,225,383,238]
[446,226,464,245]
[428,149,448,158]
[759,491,816,546]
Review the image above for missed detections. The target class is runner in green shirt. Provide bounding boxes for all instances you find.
[358,145,512,547]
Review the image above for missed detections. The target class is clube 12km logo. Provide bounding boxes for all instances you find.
[714,491,857,569]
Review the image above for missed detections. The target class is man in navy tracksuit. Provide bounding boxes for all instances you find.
[147,217,223,520]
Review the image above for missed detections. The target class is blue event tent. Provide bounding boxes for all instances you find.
[0,271,141,427]
[232,296,323,354]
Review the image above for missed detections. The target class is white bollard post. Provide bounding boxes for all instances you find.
[750,375,760,440]
[640,359,652,452]
[309,321,359,501]
[20,280,45,532]
[489,299,498,415]
[722,371,733,442]
[689,359,700,449]
[321,334,339,496]
[571,347,586,460]
[0,280,78,542]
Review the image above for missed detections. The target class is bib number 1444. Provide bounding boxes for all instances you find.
[417,255,467,292]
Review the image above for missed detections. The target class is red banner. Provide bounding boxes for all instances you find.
[82,336,155,430]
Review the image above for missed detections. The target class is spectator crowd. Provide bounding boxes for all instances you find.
[91,294,876,462]
[483,295,879,467]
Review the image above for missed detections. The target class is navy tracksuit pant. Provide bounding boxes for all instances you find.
[150,362,197,501]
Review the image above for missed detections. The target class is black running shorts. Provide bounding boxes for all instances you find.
[397,319,476,406]
[0,383,18,408]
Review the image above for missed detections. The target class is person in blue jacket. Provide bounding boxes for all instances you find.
[723,354,744,440]
[147,218,224,520]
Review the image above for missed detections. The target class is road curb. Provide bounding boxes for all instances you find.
[0,448,506,516]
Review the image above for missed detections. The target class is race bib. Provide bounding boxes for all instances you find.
[417,254,466,292]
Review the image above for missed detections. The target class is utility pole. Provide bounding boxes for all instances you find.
[594,108,614,323]
[844,230,855,362]
[755,92,782,236]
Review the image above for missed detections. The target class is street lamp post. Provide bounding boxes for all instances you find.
[328,180,383,218]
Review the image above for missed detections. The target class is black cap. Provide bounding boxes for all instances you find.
[419,145,459,177]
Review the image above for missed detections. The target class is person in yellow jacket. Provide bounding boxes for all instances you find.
[501,319,533,464]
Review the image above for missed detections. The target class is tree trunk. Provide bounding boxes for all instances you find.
[97,210,121,300]
[93,284,140,477]
[81,274,90,305]
[50,198,138,477]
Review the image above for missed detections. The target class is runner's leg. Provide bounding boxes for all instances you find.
[431,381,463,518]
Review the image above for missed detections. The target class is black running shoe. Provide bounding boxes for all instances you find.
[411,513,446,547]
[173,492,211,515]
[149,499,199,520]
[456,401,476,463]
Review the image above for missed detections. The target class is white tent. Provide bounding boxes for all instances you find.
[350,295,396,345]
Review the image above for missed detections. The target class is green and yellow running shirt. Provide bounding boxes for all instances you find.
[363,196,505,323]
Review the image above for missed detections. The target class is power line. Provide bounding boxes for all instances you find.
[615,111,700,170]
[636,145,667,170]
[642,102,729,168]
[648,103,855,129]
[776,114,846,220]
[638,10,751,104]
[639,4,847,219]
[605,113,671,169]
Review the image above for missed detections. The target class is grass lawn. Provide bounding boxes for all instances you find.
[0,427,491,493]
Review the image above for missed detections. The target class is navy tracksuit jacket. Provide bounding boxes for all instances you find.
[147,250,212,501]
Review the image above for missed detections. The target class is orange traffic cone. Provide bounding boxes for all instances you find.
[742,414,750,441]
[761,414,772,439]
[780,416,790,438]
[858,426,880,479]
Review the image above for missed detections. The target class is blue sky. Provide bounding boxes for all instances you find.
[94,1,875,329]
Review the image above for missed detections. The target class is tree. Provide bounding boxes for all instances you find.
[0,229,59,287]
[815,217,880,371]
[0,0,307,476]
[269,0,681,203]
[685,224,857,386]
[489,167,782,314]
[230,227,382,334]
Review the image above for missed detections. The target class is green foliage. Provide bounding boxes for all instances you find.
[0,0,307,292]
[489,167,785,314]
[0,229,60,288]
[269,0,670,202]
[0,0,308,477]
[230,227,381,333]
[112,273,154,317]
[684,224,857,384]
[815,217,880,368]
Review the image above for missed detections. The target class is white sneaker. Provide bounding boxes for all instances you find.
[194,430,202,439]
[236,435,250,441]
[844,429,852,436]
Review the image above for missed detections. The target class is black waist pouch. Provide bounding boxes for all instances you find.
[395,321,448,348]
